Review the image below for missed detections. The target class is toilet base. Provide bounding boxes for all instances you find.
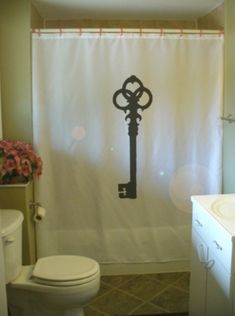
[7,265,100,316]
[8,303,84,316]
[8,288,85,316]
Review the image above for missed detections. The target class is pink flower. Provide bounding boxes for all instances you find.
[21,161,32,177]
[0,140,12,151]
[35,157,43,176]
[4,159,16,173]
[0,140,43,183]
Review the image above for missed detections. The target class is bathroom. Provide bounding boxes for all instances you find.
[0,0,235,315]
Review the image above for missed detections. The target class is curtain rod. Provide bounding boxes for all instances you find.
[32,28,223,36]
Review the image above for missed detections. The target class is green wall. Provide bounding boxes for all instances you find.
[223,0,235,192]
[0,0,32,143]
[0,1,233,192]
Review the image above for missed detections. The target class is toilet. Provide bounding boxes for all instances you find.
[0,209,100,316]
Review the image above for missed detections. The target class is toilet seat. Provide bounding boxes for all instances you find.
[32,255,99,287]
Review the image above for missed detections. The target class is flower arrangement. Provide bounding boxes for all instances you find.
[0,140,43,184]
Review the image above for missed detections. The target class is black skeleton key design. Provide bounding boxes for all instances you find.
[113,75,152,199]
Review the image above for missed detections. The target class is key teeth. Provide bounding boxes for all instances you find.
[118,183,137,199]
[118,183,127,198]
[119,192,127,198]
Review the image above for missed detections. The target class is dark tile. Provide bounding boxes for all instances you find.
[101,274,137,288]
[90,289,143,315]
[130,301,168,315]
[147,272,184,285]
[118,275,167,301]
[97,281,113,297]
[150,285,189,313]
[86,273,190,316]
[173,273,190,292]
[84,305,108,316]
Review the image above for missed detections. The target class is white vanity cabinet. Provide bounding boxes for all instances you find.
[190,195,235,316]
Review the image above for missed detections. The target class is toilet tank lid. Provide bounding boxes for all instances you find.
[0,209,24,237]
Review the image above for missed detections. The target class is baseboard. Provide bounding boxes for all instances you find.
[100,260,191,276]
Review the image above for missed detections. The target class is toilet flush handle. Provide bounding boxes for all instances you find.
[4,237,15,244]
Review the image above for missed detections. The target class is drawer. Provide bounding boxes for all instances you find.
[192,203,211,243]
[207,220,233,273]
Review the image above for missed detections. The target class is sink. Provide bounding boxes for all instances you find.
[211,198,235,220]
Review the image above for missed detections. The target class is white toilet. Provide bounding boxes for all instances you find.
[0,209,100,316]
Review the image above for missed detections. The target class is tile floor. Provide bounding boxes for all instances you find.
[84,272,190,315]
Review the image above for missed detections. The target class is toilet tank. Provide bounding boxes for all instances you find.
[0,209,24,283]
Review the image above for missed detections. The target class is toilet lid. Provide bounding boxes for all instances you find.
[33,255,99,283]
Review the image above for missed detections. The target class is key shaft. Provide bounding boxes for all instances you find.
[113,75,152,199]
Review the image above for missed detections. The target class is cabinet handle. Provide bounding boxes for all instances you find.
[195,219,203,227]
[213,240,223,251]
[205,259,215,270]
[197,244,207,265]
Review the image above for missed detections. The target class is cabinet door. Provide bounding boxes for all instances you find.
[206,253,233,316]
[189,229,208,316]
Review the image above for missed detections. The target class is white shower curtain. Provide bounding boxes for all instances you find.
[32,31,223,263]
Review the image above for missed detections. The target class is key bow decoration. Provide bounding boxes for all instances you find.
[113,75,153,199]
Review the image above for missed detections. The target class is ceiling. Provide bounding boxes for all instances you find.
[32,0,224,21]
